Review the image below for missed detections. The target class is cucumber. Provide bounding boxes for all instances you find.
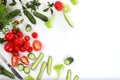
[24,66,30,74]
[73,75,79,80]
[18,63,24,71]
[26,24,32,32]
[47,56,52,75]
[2,69,15,79]
[64,57,74,65]
[63,12,74,27]
[33,12,48,22]
[66,69,72,80]
[31,52,44,70]
[28,53,36,60]
[37,62,47,80]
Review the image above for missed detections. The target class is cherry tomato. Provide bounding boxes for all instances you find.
[12,28,18,34]
[27,46,33,52]
[32,32,38,38]
[20,56,29,65]
[14,37,24,46]
[4,42,14,52]
[15,20,20,25]
[17,31,23,37]
[11,56,19,67]
[32,40,42,51]
[5,32,15,42]
[14,46,20,51]
[54,1,64,11]
[20,46,26,52]
[24,35,30,41]
[12,51,19,56]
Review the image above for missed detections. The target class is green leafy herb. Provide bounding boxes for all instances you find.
[43,1,54,15]
[9,0,16,6]
[24,75,34,80]
[0,38,6,43]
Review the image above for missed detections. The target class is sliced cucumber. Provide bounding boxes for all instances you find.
[26,24,32,32]
[63,12,74,27]
[73,75,79,80]
[28,53,36,60]
[24,66,30,74]
[64,57,74,65]
[47,56,52,75]
[18,63,24,71]
[66,69,72,80]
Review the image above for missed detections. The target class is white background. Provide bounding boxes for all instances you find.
[0,0,120,80]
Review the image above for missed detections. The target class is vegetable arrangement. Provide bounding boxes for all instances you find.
[0,0,79,79]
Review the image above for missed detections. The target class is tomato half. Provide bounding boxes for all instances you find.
[11,56,19,67]
[20,56,29,65]
[32,40,42,51]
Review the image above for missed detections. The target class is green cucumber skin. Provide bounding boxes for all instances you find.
[2,69,15,79]
[47,56,52,75]
[64,57,74,65]
[37,62,47,80]
[73,75,79,80]
[26,24,32,32]
[33,12,48,22]
[23,8,36,24]
[31,52,44,70]
[66,69,72,80]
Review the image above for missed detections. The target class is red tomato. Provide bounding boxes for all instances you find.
[17,31,23,37]
[20,46,26,52]
[12,51,19,56]
[15,20,20,25]
[32,40,42,51]
[11,56,19,67]
[20,56,29,65]
[5,32,15,42]
[14,37,24,46]
[4,42,14,52]
[24,35,30,41]
[14,46,20,51]
[32,32,38,38]
[12,28,18,34]
[27,46,33,52]
[54,1,64,11]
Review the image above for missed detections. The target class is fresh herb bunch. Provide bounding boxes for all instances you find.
[26,0,41,11]
[43,2,54,15]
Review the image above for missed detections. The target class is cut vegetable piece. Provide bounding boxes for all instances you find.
[24,66,30,74]
[66,69,72,80]
[63,4,71,13]
[18,63,24,71]
[53,64,64,80]
[31,52,44,70]
[64,57,74,65]
[47,56,52,75]
[28,53,36,60]
[70,0,79,5]
[24,75,34,80]
[26,24,32,32]
[37,62,47,80]
[73,75,79,80]
[45,14,55,29]
[63,12,74,27]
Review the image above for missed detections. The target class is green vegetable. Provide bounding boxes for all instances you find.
[45,14,55,29]
[22,6,36,24]
[53,64,64,80]
[26,24,32,32]
[63,12,74,27]
[31,52,44,70]
[70,0,79,5]
[24,66,30,74]
[9,0,16,6]
[47,56,52,75]
[66,69,72,80]
[0,38,6,43]
[18,63,24,71]
[64,57,74,65]
[0,0,6,5]
[33,12,48,22]
[0,65,15,79]
[37,62,47,80]
[73,75,79,80]
[24,75,34,80]
[63,4,71,13]
[28,53,36,60]
[7,9,21,19]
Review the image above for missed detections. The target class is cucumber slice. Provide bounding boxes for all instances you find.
[66,69,72,80]
[63,12,74,27]
[28,53,36,60]
[64,57,74,65]
[18,63,24,71]
[26,24,32,32]
[73,75,79,80]
[24,66,30,74]
[47,56,52,75]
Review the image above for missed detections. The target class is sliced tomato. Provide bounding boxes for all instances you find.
[11,56,19,67]
[32,40,42,51]
[20,56,29,65]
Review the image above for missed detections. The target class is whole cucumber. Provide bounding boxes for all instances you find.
[23,7,36,24]
[33,12,48,22]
